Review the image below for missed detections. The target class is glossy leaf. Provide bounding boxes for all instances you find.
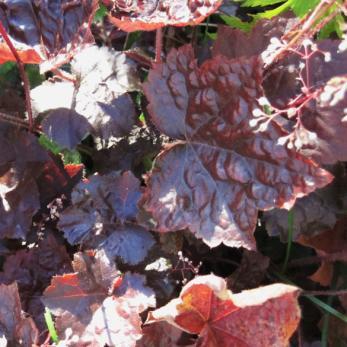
[108,0,223,32]
[147,274,300,347]
[0,0,97,65]
[31,46,140,146]
[142,45,332,249]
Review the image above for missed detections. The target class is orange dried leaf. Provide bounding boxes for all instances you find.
[147,274,301,347]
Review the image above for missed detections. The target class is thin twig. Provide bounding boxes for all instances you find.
[267,0,337,67]
[155,28,163,63]
[0,21,34,131]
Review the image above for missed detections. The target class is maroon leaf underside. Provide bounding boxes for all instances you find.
[109,0,223,32]
[142,45,333,249]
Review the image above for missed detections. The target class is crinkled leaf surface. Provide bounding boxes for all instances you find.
[0,282,38,346]
[58,171,155,264]
[31,45,140,147]
[142,45,332,249]
[147,274,300,347]
[108,0,223,32]
[0,0,97,65]
[297,76,347,165]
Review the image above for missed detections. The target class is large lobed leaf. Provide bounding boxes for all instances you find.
[108,0,223,32]
[147,274,301,347]
[142,45,332,249]
[0,0,98,65]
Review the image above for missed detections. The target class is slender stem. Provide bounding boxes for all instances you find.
[0,21,34,131]
[267,0,336,67]
[303,289,347,296]
[281,209,294,273]
[155,28,162,63]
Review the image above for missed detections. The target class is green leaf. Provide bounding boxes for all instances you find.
[93,3,107,22]
[25,64,44,88]
[206,32,217,40]
[62,149,82,165]
[220,15,254,32]
[290,0,320,17]
[39,134,62,155]
[241,0,286,7]
[252,0,293,19]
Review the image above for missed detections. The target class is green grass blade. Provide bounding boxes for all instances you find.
[44,307,59,343]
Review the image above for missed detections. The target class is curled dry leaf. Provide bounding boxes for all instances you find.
[31,45,140,148]
[142,44,332,249]
[147,274,301,347]
[108,0,223,32]
[0,0,98,65]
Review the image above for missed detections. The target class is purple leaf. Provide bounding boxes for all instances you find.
[142,45,333,249]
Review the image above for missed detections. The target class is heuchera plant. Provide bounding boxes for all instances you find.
[0,0,346,346]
